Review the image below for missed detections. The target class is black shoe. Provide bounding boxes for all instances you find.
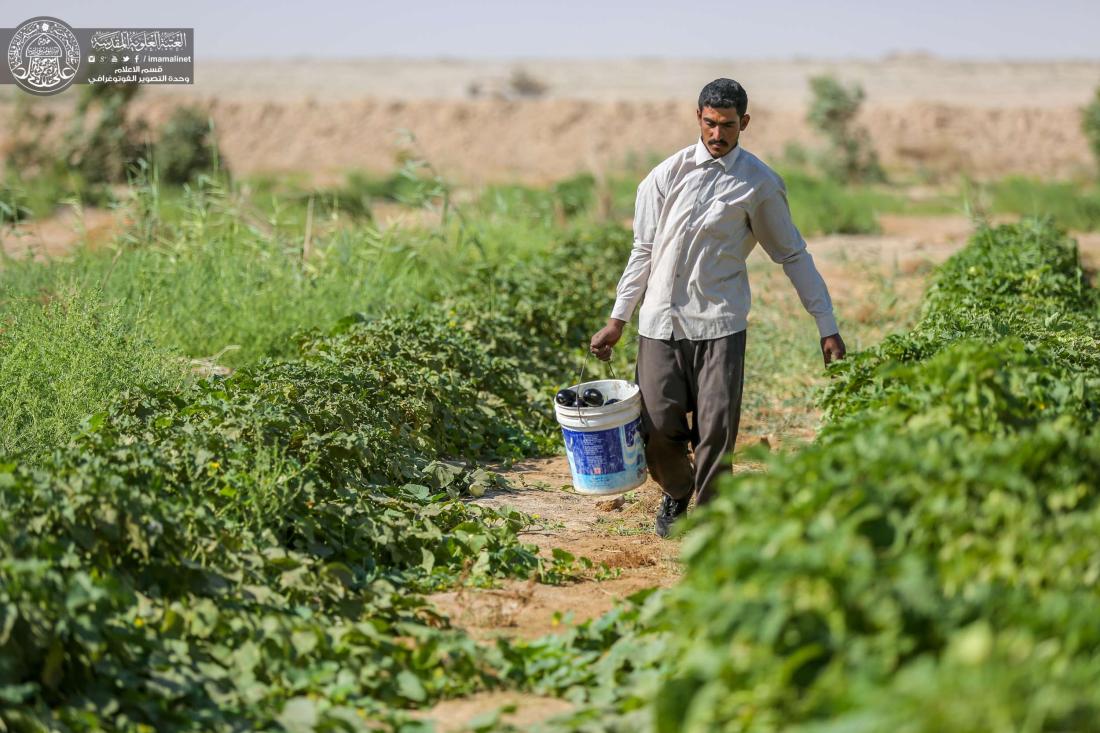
[655,493,690,538]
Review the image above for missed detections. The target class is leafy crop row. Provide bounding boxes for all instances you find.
[523,219,1100,733]
[10,206,1093,731]
[0,225,630,732]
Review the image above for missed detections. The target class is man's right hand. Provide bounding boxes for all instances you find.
[590,319,625,361]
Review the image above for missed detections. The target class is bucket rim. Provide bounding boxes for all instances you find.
[554,379,641,430]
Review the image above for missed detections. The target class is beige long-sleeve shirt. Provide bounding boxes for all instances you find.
[610,139,839,341]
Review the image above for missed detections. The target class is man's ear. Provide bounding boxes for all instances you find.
[740,113,751,131]
[696,107,702,122]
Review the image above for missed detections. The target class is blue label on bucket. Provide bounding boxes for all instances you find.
[562,428,625,474]
[561,416,647,494]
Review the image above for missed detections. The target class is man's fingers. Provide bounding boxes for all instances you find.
[821,335,846,366]
[590,325,621,361]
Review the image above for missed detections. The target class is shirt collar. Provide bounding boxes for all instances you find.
[693,137,741,171]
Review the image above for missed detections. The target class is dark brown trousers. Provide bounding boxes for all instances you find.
[635,329,747,505]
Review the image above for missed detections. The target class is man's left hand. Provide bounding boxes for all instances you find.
[821,333,846,366]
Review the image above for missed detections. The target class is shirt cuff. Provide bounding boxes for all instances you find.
[610,299,635,323]
[815,312,839,339]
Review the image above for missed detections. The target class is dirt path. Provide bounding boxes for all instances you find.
[419,446,778,731]
[428,456,680,640]
[417,692,575,733]
[419,430,794,732]
[417,458,677,731]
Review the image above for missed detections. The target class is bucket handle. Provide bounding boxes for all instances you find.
[571,347,618,427]
[575,346,618,391]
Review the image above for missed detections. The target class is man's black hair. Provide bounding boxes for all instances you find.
[698,78,748,117]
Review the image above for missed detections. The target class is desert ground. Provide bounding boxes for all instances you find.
[2,56,1098,184]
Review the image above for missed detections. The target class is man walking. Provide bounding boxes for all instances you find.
[590,78,846,537]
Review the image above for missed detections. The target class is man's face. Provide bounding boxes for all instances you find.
[696,106,750,157]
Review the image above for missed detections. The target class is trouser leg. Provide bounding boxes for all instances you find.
[636,335,695,501]
[690,329,747,505]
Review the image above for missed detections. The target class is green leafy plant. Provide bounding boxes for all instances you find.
[526,219,1100,732]
[0,212,638,730]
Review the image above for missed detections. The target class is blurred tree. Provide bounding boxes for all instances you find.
[154,107,223,184]
[1083,85,1100,176]
[64,71,150,183]
[807,75,885,184]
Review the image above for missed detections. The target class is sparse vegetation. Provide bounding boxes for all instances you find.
[807,74,886,184]
[153,106,223,184]
[508,67,550,98]
[1083,85,1100,176]
[65,79,150,184]
[0,89,227,223]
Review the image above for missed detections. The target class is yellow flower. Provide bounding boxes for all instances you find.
[134,617,145,628]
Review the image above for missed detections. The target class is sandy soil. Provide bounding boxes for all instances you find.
[0,207,122,261]
[94,57,1100,108]
[81,97,1092,184]
[427,456,681,641]
[415,691,574,733]
[3,57,1097,185]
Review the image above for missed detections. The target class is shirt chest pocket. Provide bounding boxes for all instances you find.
[700,200,747,234]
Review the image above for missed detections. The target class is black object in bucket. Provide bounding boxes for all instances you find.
[556,388,579,406]
[581,387,605,406]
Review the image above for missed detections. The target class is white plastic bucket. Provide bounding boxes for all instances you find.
[554,379,648,496]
